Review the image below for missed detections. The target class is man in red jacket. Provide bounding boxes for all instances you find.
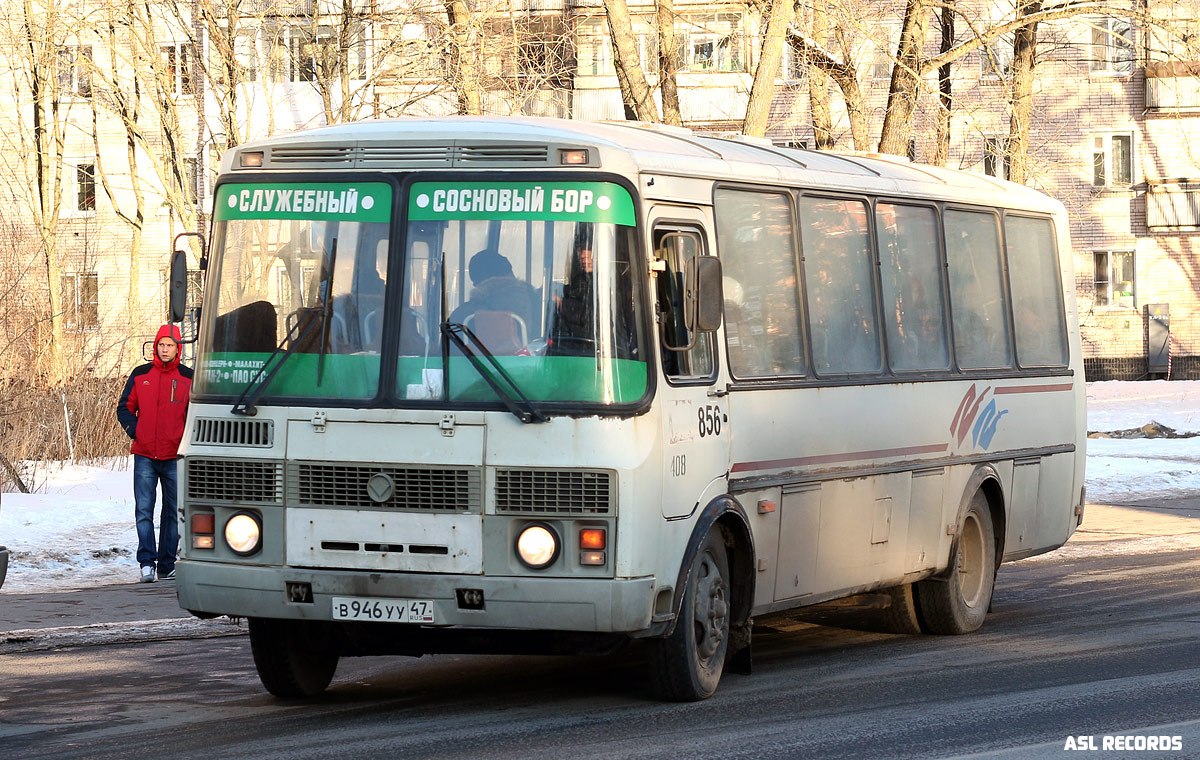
[116,325,192,583]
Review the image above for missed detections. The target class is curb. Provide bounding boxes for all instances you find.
[0,616,246,655]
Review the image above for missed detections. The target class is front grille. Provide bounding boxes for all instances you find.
[187,458,283,503]
[192,418,273,447]
[495,469,614,515]
[291,463,481,511]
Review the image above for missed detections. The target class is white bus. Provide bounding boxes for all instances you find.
[174,117,1086,701]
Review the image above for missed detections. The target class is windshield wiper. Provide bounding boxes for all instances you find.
[231,307,325,416]
[440,321,548,424]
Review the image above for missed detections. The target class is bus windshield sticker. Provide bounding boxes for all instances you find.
[408,181,635,226]
[214,182,392,223]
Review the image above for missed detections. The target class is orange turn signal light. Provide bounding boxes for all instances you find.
[560,149,589,165]
[192,513,215,534]
[579,528,606,550]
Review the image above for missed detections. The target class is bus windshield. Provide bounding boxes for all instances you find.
[195,178,649,409]
[195,181,393,401]
[398,180,647,407]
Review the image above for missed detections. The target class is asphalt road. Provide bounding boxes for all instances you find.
[2,510,1199,760]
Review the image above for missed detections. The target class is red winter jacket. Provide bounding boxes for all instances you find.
[117,325,193,460]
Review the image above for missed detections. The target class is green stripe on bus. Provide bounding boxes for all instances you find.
[408,182,636,226]
[214,183,392,222]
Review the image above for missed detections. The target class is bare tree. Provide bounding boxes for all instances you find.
[605,0,659,121]
[743,0,795,136]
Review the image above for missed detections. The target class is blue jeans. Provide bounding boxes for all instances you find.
[134,455,179,572]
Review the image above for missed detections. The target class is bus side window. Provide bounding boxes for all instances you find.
[1005,216,1068,367]
[713,188,805,378]
[876,203,951,372]
[654,228,714,380]
[798,196,881,374]
[945,210,1012,370]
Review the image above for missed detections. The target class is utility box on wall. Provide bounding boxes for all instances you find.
[1147,303,1170,375]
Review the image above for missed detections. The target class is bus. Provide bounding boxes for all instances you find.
[173,117,1086,701]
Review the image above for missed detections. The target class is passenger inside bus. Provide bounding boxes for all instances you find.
[449,249,539,354]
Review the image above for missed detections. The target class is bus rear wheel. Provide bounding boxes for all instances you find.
[249,618,340,698]
[915,492,996,635]
[647,528,730,701]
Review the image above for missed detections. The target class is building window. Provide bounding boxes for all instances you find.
[57,46,93,98]
[1093,133,1133,186]
[1090,17,1134,75]
[61,272,99,330]
[76,163,96,212]
[161,43,196,95]
[872,26,897,81]
[980,32,1015,79]
[182,157,200,204]
[236,31,258,83]
[984,136,1009,179]
[676,13,744,73]
[1093,250,1135,308]
[278,25,367,83]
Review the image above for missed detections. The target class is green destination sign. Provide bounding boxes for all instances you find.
[408,181,635,226]
[214,182,392,223]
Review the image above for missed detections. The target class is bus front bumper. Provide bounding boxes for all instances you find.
[176,560,657,634]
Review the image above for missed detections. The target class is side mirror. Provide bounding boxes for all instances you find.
[684,256,723,333]
[169,250,187,323]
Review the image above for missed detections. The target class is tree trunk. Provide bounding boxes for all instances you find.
[808,0,834,150]
[1007,1,1041,184]
[657,0,682,126]
[446,0,481,115]
[743,0,793,136]
[933,3,954,166]
[878,0,933,155]
[605,0,659,122]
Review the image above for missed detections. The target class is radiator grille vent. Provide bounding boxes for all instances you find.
[187,458,283,503]
[495,469,614,515]
[458,144,549,163]
[292,463,481,511]
[269,146,354,163]
[192,418,273,447]
[256,142,550,169]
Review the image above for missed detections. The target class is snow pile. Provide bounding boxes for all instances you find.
[2,381,1199,594]
[1085,381,1200,503]
[1,459,140,592]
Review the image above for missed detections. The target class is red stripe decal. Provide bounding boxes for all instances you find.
[994,383,1074,395]
[731,443,949,474]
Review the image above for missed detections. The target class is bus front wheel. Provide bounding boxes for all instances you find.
[647,528,730,701]
[915,492,997,635]
[249,617,340,698]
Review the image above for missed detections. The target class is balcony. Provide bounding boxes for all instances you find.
[1146,180,1200,229]
[1145,61,1200,111]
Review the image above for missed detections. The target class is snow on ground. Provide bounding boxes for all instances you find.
[2,381,1199,594]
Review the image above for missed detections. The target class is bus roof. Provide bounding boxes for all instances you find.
[230,116,1063,214]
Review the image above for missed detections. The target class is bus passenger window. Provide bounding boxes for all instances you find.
[654,228,714,379]
[876,203,950,371]
[945,210,1012,370]
[798,197,881,374]
[713,189,805,378]
[1006,216,1068,367]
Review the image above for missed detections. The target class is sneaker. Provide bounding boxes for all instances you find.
[159,568,175,580]
[139,566,156,583]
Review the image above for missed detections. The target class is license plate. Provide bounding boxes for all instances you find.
[330,596,436,623]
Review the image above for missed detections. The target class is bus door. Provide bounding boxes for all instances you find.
[650,210,729,520]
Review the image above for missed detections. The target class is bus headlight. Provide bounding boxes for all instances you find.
[224,512,263,555]
[515,523,560,569]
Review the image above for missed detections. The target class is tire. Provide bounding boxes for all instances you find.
[647,528,731,701]
[915,492,997,635]
[879,583,924,635]
[248,618,340,698]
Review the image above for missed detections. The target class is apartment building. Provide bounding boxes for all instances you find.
[2,0,1196,379]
